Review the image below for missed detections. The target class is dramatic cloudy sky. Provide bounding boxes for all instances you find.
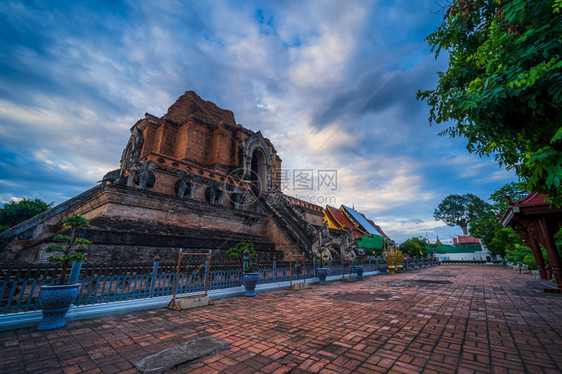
[0,0,516,244]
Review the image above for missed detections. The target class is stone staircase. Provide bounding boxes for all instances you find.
[258,191,318,256]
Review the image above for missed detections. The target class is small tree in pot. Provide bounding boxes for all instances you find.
[227,242,259,297]
[315,247,331,285]
[354,254,365,279]
[38,214,91,331]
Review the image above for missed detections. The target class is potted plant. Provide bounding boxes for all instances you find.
[315,247,331,285]
[38,214,91,331]
[228,242,259,297]
[353,255,365,279]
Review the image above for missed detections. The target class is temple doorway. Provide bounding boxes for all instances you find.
[251,148,267,193]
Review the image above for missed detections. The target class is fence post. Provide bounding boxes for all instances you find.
[204,251,210,293]
[273,257,277,283]
[149,255,160,298]
[69,261,82,284]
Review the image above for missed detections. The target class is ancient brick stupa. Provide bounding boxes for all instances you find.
[0,92,324,263]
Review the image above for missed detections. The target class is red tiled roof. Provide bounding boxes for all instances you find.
[513,192,548,207]
[324,206,362,238]
[453,235,480,245]
[500,192,561,226]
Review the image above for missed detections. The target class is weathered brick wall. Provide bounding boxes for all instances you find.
[1,185,282,263]
[264,219,299,260]
[135,91,281,198]
[163,91,237,127]
[302,209,324,226]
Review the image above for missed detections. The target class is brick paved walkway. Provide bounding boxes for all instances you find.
[1,265,562,374]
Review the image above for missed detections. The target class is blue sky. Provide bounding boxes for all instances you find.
[0,0,516,244]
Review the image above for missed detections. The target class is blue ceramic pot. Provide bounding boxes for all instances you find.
[37,283,80,331]
[354,266,364,279]
[243,273,259,297]
[317,268,328,285]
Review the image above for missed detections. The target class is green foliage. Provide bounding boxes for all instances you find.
[0,225,9,233]
[45,214,91,284]
[363,248,375,256]
[418,0,562,205]
[490,227,528,259]
[315,247,331,268]
[399,237,427,258]
[0,198,52,228]
[434,193,487,234]
[469,210,504,255]
[354,255,365,266]
[503,229,541,270]
[227,242,258,273]
[505,230,562,269]
[489,182,528,213]
[553,231,562,259]
[469,182,528,256]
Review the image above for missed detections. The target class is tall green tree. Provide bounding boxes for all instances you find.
[488,182,529,214]
[434,193,487,235]
[399,237,427,258]
[0,198,52,230]
[470,182,528,256]
[418,0,562,205]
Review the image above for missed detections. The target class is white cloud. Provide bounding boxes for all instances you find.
[0,99,70,130]
[0,0,517,243]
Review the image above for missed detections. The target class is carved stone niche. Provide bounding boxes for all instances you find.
[240,131,273,192]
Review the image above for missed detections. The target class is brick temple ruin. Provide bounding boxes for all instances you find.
[0,92,326,262]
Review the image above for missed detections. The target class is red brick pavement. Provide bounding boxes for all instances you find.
[1,266,562,373]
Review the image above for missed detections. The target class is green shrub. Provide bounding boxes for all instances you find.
[227,242,258,273]
[45,214,91,284]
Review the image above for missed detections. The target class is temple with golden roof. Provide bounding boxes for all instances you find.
[323,205,392,252]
